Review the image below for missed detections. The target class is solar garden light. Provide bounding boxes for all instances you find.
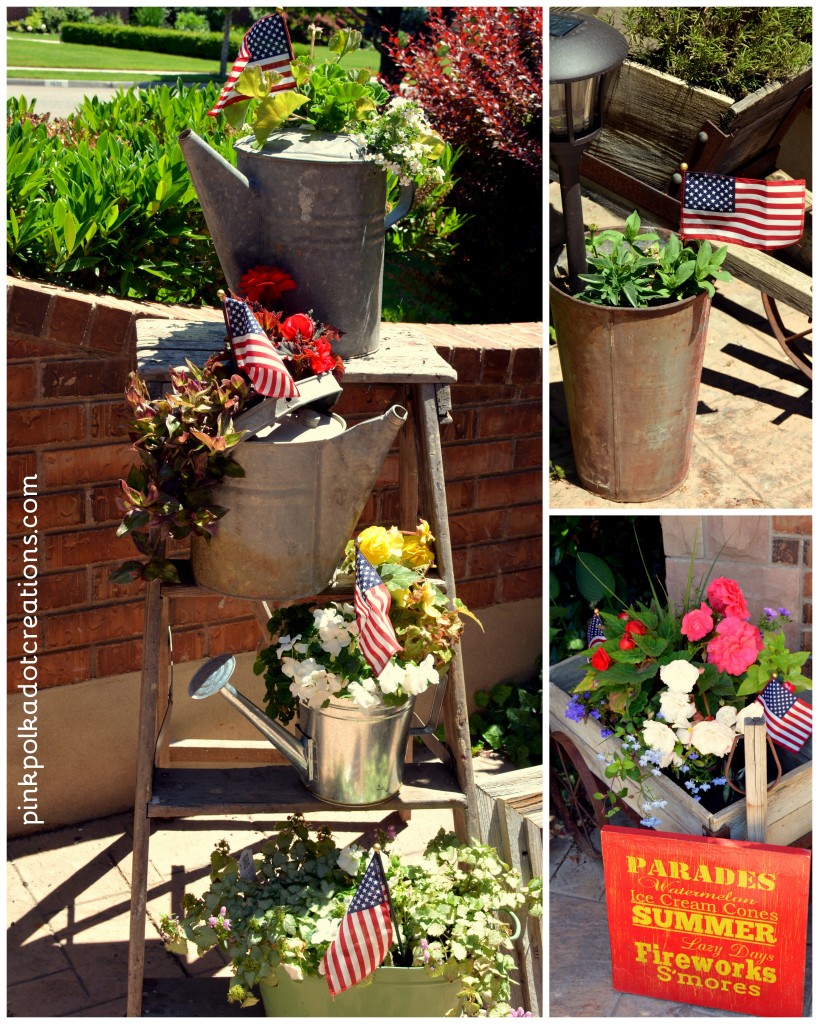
[549,13,628,293]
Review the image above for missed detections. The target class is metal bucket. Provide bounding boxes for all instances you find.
[298,695,415,805]
[178,128,414,359]
[550,282,711,501]
[190,404,407,600]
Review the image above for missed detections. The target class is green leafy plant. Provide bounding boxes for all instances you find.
[618,6,812,99]
[469,666,542,768]
[159,813,541,1015]
[577,212,731,308]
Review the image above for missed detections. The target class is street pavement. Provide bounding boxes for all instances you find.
[7,75,209,119]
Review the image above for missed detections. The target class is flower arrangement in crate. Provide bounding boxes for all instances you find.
[568,573,812,827]
[159,813,540,1016]
[112,267,344,584]
[254,521,481,719]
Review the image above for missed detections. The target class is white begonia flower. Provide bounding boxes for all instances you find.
[337,843,363,875]
[276,633,306,657]
[313,606,353,657]
[690,719,735,757]
[670,751,685,767]
[734,702,766,734]
[311,917,340,947]
[659,659,699,693]
[348,679,381,709]
[642,720,677,767]
[377,661,405,695]
[290,668,343,708]
[715,705,739,730]
[402,655,440,696]
[281,963,303,981]
[658,689,696,727]
[675,724,694,746]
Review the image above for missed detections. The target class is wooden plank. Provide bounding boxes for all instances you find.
[722,244,811,315]
[168,739,288,766]
[499,798,542,1016]
[744,718,768,842]
[135,319,457,386]
[719,69,812,134]
[147,762,468,817]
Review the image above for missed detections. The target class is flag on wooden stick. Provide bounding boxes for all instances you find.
[354,549,402,676]
[223,297,299,400]
[679,171,806,250]
[208,13,296,116]
[759,676,812,753]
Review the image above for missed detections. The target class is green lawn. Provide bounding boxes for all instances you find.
[7,37,380,75]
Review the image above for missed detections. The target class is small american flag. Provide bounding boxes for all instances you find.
[587,611,606,649]
[223,297,299,400]
[759,677,812,753]
[354,550,401,677]
[323,853,393,996]
[680,171,806,250]
[208,14,296,116]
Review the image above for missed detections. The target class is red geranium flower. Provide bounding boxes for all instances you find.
[590,647,612,671]
[619,636,635,650]
[625,620,647,636]
[307,337,337,375]
[280,314,315,341]
[239,265,297,308]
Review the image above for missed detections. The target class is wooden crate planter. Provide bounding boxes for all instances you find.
[550,655,811,844]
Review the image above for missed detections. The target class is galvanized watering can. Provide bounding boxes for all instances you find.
[191,402,407,600]
[189,654,420,805]
[178,127,415,358]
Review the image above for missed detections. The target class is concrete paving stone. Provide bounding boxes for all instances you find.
[64,995,128,1016]
[549,834,572,878]
[550,893,620,1016]
[7,966,92,1017]
[549,845,605,901]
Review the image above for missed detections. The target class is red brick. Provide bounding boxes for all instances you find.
[91,484,124,525]
[8,284,51,336]
[45,600,145,649]
[372,452,400,488]
[86,303,135,355]
[476,470,542,508]
[803,602,812,626]
[454,384,523,406]
[800,629,812,653]
[95,637,143,677]
[41,355,132,398]
[8,404,87,449]
[439,409,475,444]
[455,576,498,610]
[508,346,543,384]
[447,346,482,384]
[8,363,37,405]
[44,293,93,346]
[804,571,812,599]
[480,348,512,384]
[91,400,130,441]
[514,436,543,469]
[773,516,811,535]
[8,569,86,613]
[805,540,812,567]
[452,547,468,579]
[8,647,92,691]
[43,528,132,569]
[442,441,515,480]
[7,538,28,578]
[469,539,540,577]
[171,628,207,664]
[41,443,134,487]
[90,564,146,603]
[444,478,476,513]
[378,489,401,525]
[7,453,38,494]
[448,509,506,547]
[477,403,542,438]
[207,617,260,657]
[504,502,543,539]
[501,567,542,603]
[8,490,85,534]
[169,593,254,628]
[335,384,404,419]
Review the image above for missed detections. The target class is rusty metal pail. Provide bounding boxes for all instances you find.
[178,128,414,359]
[550,283,712,501]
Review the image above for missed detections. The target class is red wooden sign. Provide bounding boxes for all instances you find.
[601,825,810,1017]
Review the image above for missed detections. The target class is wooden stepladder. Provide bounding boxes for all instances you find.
[125,321,479,1015]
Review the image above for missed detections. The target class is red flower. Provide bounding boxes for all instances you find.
[619,636,635,650]
[239,265,297,308]
[306,337,337,375]
[617,611,629,620]
[280,314,315,341]
[590,647,612,671]
[625,620,647,636]
[706,577,749,620]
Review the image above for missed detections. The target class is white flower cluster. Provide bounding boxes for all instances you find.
[641,659,766,765]
[354,97,446,186]
[277,603,440,710]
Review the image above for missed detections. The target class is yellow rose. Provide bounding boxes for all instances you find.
[385,526,405,561]
[401,537,434,568]
[357,526,392,566]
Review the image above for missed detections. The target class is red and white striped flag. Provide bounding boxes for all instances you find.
[324,853,393,997]
[208,13,296,117]
[223,297,299,400]
[680,171,806,250]
[354,550,401,677]
[759,677,812,753]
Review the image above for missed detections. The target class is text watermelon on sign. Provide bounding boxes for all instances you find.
[601,825,810,1016]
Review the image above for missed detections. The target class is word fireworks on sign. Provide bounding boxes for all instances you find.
[601,826,809,1017]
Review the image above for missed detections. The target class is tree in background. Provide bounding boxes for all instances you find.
[388,7,542,322]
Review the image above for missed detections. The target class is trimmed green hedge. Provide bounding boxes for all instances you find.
[60,21,244,60]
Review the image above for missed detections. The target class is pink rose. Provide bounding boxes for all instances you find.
[706,577,749,620]
[706,616,763,675]
[681,602,714,642]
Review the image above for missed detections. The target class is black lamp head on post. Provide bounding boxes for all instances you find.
[549,13,628,293]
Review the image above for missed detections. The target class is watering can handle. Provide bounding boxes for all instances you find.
[385,181,415,230]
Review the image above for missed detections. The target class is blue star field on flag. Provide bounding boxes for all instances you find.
[587,611,606,648]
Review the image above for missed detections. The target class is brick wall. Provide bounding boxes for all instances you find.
[662,516,811,655]
[7,277,542,693]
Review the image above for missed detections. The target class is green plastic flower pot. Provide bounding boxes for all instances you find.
[258,965,461,1017]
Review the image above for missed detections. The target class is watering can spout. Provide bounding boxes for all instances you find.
[177,129,255,287]
[188,655,309,780]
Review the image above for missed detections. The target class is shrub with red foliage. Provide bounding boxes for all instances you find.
[387,7,542,175]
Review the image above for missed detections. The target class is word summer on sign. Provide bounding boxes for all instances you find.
[602,826,810,1017]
